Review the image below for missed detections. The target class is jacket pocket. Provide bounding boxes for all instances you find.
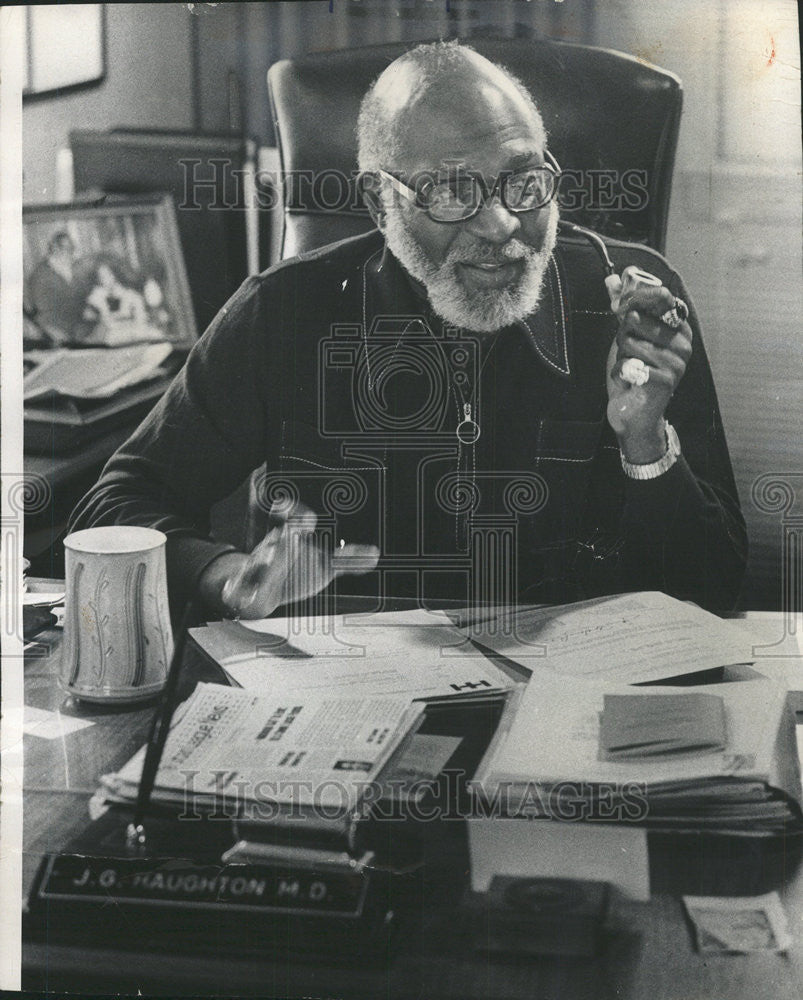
[273,420,379,537]
[279,419,353,471]
[520,417,604,550]
[532,417,603,463]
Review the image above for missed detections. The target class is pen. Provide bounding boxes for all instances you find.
[126,602,194,849]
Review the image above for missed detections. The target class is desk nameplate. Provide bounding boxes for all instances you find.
[26,845,404,962]
[35,852,369,918]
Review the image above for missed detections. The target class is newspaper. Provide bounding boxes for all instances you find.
[102,682,423,815]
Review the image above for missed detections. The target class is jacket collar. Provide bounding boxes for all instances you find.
[518,252,572,378]
[361,239,572,378]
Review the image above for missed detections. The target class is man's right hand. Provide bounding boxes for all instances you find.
[198,501,380,620]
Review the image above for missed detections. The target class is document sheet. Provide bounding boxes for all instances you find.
[190,611,513,700]
[462,591,757,684]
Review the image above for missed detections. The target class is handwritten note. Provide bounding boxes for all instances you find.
[463,591,757,685]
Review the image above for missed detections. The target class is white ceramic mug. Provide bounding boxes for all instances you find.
[61,526,173,703]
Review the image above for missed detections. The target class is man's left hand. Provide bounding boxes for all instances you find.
[606,283,693,463]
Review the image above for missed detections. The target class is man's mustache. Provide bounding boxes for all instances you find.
[448,238,535,266]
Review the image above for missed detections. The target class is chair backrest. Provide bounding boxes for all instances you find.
[268,37,682,259]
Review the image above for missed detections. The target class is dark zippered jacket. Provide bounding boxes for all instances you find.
[69,230,747,613]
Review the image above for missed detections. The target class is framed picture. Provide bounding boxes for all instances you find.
[22,4,106,100]
[22,193,197,352]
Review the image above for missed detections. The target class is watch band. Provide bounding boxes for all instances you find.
[620,421,681,480]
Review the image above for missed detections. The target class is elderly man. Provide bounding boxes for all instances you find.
[70,41,746,617]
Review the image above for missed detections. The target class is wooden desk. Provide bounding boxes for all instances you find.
[20,613,803,999]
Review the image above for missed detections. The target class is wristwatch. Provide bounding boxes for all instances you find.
[620,421,681,480]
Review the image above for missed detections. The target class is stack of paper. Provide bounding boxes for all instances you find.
[472,675,802,836]
[189,609,515,702]
[99,682,424,842]
[23,343,173,400]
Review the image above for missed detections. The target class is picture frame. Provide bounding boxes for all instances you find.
[22,4,106,101]
[22,193,197,353]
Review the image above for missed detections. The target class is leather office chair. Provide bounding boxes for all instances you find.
[267,37,683,259]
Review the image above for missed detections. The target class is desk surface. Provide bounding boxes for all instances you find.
[19,608,803,999]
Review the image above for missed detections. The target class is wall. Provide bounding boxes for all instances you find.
[22,3,195,203]
[192,0,596,143]
[21,1,595,193]
[596,0,802,609]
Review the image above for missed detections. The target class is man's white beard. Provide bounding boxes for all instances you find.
[383,200,559,333]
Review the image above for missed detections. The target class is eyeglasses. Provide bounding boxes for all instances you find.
[377,158,559,223]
